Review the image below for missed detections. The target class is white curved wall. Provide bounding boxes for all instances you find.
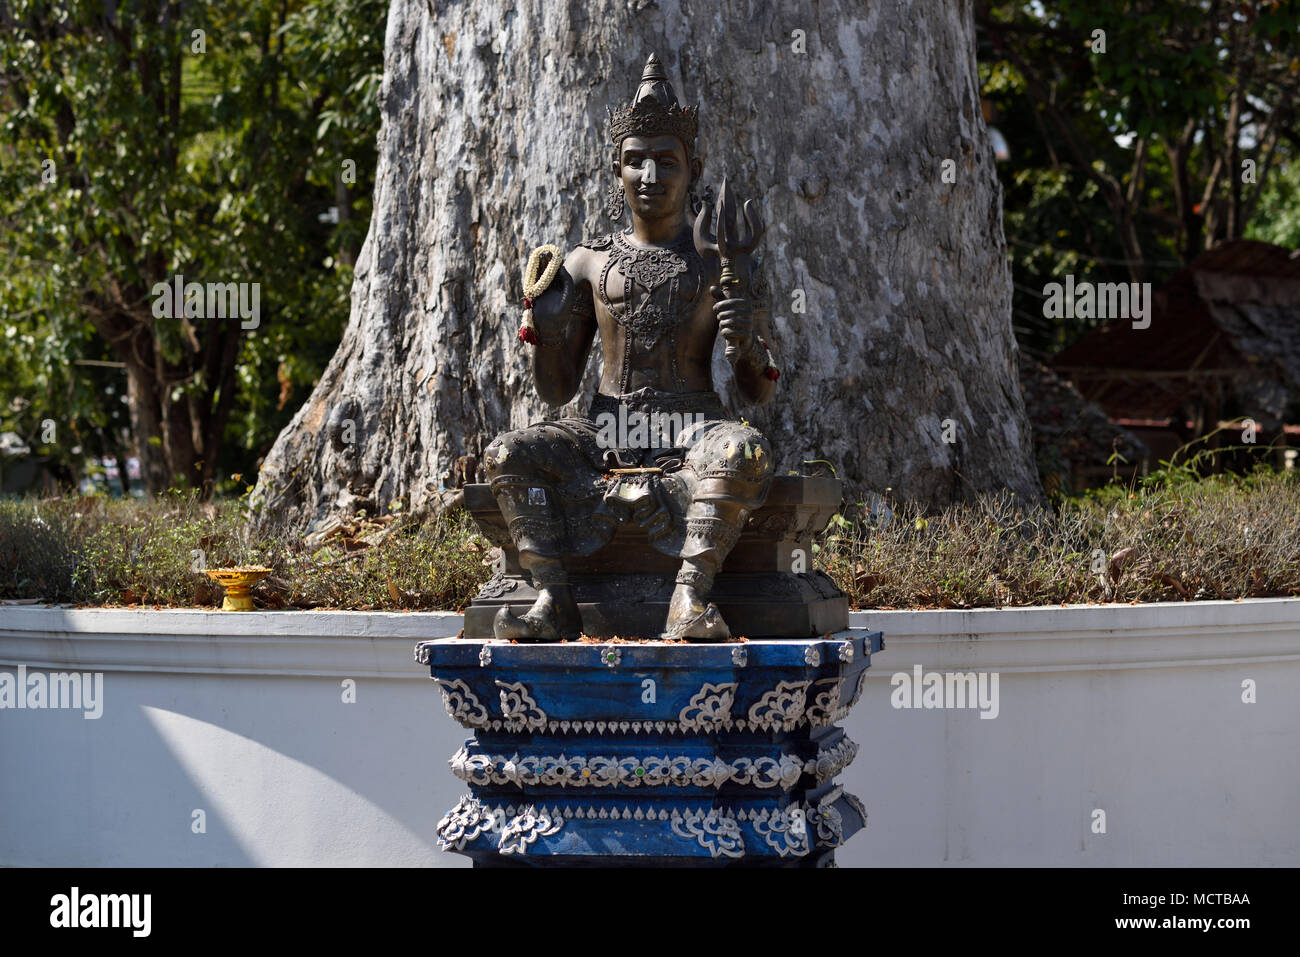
[849,600,1300,867]
[1,599,1297,866]
[0,608,464,868]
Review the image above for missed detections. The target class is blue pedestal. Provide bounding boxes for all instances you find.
[417,630,883,867]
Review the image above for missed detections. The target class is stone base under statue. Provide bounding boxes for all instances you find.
[418,630,883,867]
[463,475,850,639]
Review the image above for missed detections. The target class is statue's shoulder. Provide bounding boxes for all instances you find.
[563,232,615,286]
[576,232,616,253]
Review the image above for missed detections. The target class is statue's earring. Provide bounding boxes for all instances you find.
[604,182,625,222]
[689,182,715,217]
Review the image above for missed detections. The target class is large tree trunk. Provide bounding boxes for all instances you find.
[251,0,1041,533]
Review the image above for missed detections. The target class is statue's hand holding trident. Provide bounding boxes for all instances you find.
[694,177,767,365]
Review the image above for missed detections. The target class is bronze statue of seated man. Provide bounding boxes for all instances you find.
[483,53,781,642]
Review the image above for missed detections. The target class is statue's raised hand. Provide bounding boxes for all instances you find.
[711,284,755,360]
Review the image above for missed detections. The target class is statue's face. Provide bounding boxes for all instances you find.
[615,134,693,222]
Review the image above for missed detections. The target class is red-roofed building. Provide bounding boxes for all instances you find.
[1051,239,1300,471]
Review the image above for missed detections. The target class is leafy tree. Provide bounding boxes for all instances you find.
[1246,154,1300,250]
[0,0,384,495]
[977,0,1300,355]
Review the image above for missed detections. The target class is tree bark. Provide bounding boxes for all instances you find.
[124,355,169,494]
[252,0,1042,533]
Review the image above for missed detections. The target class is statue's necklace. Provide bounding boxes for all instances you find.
[608,230,693,293]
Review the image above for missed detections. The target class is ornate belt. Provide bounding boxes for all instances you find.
[588,388,724,420]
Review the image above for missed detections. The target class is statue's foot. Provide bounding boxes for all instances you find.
[493,607,562,642]
[492,587,581,642]
[661,584,731,642]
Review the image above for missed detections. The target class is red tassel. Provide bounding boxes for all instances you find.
[518,325,538,345]
[764,366,780,381]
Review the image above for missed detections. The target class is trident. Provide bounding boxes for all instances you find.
[694,177,764,360]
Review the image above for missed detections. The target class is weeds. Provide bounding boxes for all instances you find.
[822,466,1300,608]
[1,466,1296,612]
[0,492,489,611]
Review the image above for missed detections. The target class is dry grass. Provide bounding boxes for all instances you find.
[0,493,490,611]
[2,466,1297,612]
[820,467,1300,608]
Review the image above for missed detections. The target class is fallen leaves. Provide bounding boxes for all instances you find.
[303,513,397,552]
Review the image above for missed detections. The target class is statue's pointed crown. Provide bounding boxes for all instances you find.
[607,52,699,156]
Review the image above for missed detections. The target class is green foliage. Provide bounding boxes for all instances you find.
[979,1,1300,358]
[0,0,385,489]
[1246,157,1300,250]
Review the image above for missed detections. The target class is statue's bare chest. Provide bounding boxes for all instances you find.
[582,231,712,349]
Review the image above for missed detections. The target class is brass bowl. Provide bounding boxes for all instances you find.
[205,566,272,611]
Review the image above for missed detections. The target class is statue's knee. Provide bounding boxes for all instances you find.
[482,436,509,477]
[723,429,774,480]
[684,428,773,511]
[484,429,540,477]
